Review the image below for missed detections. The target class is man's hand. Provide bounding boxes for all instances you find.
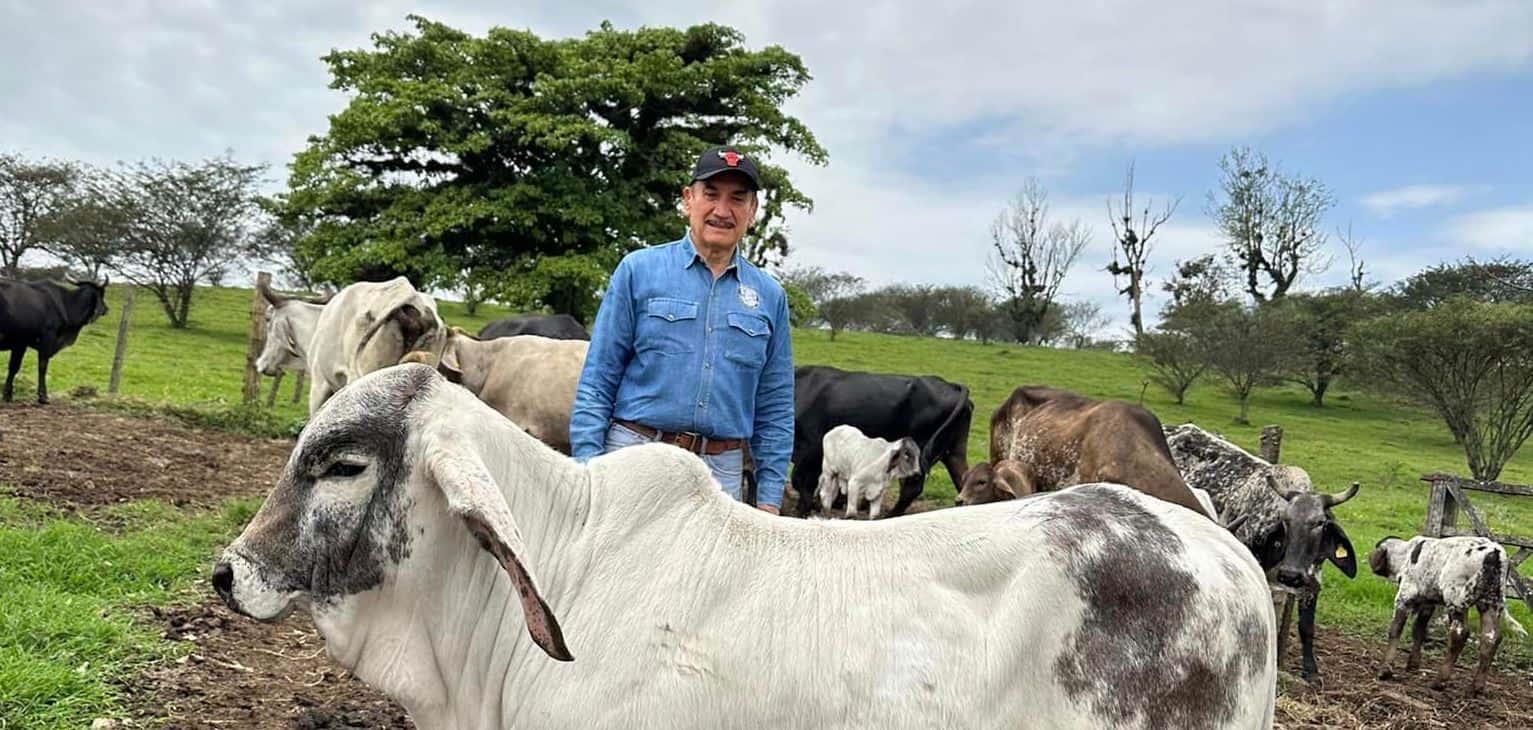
[757,504,780,516]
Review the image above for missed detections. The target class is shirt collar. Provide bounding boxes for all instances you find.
[680,231,742,274]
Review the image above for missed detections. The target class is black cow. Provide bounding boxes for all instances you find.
[0,277,110,404]
[792,365,973,517]
[478,313,589,341]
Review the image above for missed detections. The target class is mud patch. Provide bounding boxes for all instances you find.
[0,402,292,508]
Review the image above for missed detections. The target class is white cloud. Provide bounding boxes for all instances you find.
[1445,204,1533,252]
[1360,185,1468,217]
[1,0,1521,337]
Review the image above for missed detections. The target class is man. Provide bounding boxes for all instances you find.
[570,145,794,514]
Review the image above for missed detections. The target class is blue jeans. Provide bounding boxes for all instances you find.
[604,423,745,501]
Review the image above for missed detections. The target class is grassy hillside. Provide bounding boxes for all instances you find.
[8,284,1533,651]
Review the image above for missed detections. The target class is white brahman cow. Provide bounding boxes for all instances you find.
[215,364,1277,730]
[301,276,444,414]
[253,280,327,377]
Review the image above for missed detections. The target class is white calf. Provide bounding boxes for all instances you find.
[817,425,922,520]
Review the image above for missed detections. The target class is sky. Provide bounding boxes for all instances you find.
[5,0,1533,337]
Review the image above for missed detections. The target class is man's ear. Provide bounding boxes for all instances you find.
[427,446,572,662]
[1325,522,1357,579]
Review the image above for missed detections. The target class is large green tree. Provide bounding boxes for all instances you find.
[279,17,826,322]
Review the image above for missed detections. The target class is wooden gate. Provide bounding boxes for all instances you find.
[1421,472,1533,605]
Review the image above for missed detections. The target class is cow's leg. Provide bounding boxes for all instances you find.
[1471,606,1502,696]
[34,349,51,405]
[1297,591,1320,683]
[3,347,22,402]
[1407,605,1435,672]
[940,450,969,492]
[793,450,823,517]
[1432,609,1469,690]
[889,471,926,517]
[1377,606,1412,680]
[867,484,883,520]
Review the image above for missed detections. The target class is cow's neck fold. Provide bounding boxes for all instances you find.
[288,301,324,362]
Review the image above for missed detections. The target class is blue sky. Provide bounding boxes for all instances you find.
[4,0,1532,335]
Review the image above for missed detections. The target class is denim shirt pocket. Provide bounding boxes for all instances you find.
[723,310,772,366]
[638,297,699,355]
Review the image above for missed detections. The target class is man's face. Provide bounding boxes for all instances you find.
[682,174,758,250]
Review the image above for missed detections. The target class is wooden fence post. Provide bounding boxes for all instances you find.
[242,272,271,404]
[107,286,134,394]
[1259,425,1283,463]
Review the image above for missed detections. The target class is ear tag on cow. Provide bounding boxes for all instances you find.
[1335,546,1348,559]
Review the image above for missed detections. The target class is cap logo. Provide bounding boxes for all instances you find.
[718,150,744,167]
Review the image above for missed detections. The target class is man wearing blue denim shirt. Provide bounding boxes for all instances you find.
[570,145,794,514]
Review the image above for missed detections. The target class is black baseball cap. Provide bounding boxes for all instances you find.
[691,145,762,190]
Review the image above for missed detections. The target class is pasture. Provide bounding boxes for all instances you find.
[2,283,1531,728]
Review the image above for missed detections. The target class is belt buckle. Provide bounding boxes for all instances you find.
[679,431,705,455]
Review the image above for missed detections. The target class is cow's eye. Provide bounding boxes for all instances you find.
[322,461,367,479]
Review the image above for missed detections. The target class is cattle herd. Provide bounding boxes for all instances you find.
[2,274,1526,727]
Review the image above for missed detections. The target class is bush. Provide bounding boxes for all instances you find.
[1352,298,1533,481]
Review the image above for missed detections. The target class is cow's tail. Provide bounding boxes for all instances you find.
[1490,550,1530,637]
[918,384,971,470]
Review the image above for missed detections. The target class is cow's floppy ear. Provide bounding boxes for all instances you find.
[887,439,921,478]
[1325,522,1357,579]
[427,446,572,662]
[437,338,464,384]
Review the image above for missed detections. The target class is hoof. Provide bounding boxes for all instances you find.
[1430,679,1447,691]
[1377,668,1395,681]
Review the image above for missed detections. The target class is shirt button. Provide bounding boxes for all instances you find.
[667,314,676,321]
[707,326,714,333]
[704,363,711,369]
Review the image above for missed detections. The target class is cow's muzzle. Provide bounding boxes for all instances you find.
[1274,568,1310,590]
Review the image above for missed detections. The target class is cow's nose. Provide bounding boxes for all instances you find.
[212,562,235,599]
[1275,569,1305,588]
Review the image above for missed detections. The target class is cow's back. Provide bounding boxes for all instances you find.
[565,472,1276,729]
[0,281,58,344]
[794,365,966,445]
[475,335,588,452]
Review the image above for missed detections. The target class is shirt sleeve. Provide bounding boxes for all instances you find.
[750,288,795,508]
[570,260,636,461]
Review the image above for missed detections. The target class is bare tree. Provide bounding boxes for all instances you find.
[1208,147,1334,302]
[989,179,1090,344]
[1106,162,1177,338]
[0,153,79,277]
[1337,222,1368,293]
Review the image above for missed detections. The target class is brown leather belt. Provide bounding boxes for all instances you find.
[615,420,744,456]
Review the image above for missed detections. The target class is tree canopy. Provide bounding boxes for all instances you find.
[278,17,826,322]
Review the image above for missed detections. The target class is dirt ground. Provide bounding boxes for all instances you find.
[0,402,292,508]
[4,402,1532,728]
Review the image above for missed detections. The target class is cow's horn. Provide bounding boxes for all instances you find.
[1321,481,1360,508]
[1266,473,1301,501]
[257,279,289,307]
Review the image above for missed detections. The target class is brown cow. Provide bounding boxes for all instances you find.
[955,386,1211,518]
[401,328,587,454]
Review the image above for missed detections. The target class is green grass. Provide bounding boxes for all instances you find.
[4,284,513,429]
[0,498,259,729]
[2,285,1531,727]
